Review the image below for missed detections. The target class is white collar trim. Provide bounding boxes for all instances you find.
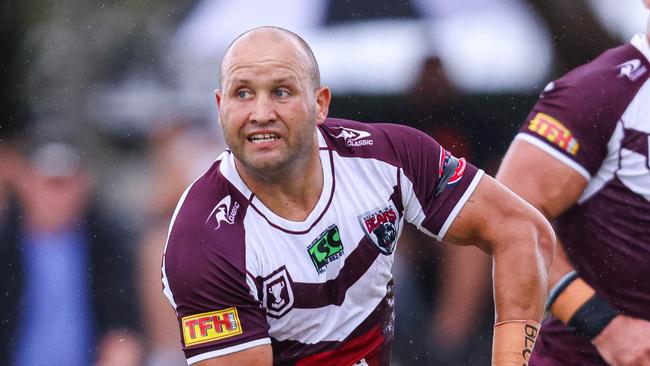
[631,33,650,63]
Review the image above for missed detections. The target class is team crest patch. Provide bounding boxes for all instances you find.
[358,201,400,255]
[262,266,295,319]
[181,307,242,347]
[528,112,579,155]
[308,224,345,274]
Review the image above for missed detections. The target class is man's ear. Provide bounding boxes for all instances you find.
[215,89,223,108]
[314,86,331,124]
[215,89,224,126]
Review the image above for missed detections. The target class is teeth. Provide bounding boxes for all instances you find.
[249,133,279,143]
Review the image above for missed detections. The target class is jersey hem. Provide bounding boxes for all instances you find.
[436,169,485,240]
[515,133,591,181]
[186,337,272,365]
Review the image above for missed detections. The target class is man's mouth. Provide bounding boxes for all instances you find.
[248,133,280,144]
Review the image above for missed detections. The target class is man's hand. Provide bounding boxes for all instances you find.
[592,315,650,366]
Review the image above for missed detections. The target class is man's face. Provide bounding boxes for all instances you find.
[216,32,329,175]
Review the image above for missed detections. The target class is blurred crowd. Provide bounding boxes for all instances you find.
[1,0,647,365]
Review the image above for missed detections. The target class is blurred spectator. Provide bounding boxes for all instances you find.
[1,140,141,366]
[137,121,223,366]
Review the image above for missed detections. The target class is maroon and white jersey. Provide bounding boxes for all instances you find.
[515,34,650,365]
[162,118,483,365]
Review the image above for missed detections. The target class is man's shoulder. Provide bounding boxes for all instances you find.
[551,42,649,99]
[166,156,250,253]
[521,41,650,165]
[319,118,432,164]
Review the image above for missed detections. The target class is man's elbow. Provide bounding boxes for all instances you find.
[530,209,556,275]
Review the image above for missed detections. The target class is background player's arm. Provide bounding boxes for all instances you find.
[497,138,650,366]
[193,345,272,366]
[443,174,555,365]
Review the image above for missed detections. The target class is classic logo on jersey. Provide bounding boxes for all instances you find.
[617,59,647,81]
[528,112,579,155]
[181,307,242,347]
[358,201,400,255]
[332,126,374,147]
[308,224,345,274]
[262,266,295,318]
[205,195,240,229]
[435,147,466,197]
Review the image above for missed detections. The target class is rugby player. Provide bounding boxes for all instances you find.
[162,26,554,365]
[497,2,650,364]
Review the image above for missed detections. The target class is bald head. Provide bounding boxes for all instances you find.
[219,26,321,90]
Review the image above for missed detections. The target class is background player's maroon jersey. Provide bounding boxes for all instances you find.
[516,34,650,365]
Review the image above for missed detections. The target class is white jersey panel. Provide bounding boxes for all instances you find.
[579,78,650,203]
[242,152,401,343]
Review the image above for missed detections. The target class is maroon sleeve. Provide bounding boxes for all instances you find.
[517,43,650,176]
[374,123,482,239]
[162,170,269,362]
[320,119,482,240]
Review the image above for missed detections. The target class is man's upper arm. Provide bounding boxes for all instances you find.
[496,139,587,220]
[442,174,552,254]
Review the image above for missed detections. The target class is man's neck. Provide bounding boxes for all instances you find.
[236,146,324,222]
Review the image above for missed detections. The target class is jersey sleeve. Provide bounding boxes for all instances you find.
[162,183,270,364]
[515,59,632,179]
[378,123,484,240]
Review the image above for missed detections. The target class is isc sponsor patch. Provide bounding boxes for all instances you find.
[182,307,242,346]
[528,112,579,155]
[308,224,344,274]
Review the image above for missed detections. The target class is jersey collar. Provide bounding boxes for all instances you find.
[218,129,335,234]
[631,33,650,64]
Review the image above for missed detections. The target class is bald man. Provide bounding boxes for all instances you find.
[162,26,554,366]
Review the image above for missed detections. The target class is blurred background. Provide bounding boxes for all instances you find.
[1,1,648,365]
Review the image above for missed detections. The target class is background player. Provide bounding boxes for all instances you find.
[497,1,650,364]
[162,26,555,365]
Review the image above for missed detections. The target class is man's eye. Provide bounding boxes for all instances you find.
[237,90,251,98]
[274,89,290,98]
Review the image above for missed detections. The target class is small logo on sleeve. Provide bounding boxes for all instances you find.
[307,224,345,274]
[438,147,466,184]
[617,59,647,81]
[182,307,243,347]
[528,112,580,155]
[206,195,240,229]
[434,147,467,197]
[358,201,400,255]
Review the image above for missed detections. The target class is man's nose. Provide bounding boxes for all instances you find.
[249,94,277,123]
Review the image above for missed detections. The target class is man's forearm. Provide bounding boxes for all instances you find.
[490,220,554,366]
[492,232,550,323]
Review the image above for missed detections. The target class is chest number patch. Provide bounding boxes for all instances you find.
[182,307,242,347]
[308,224,344,274]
